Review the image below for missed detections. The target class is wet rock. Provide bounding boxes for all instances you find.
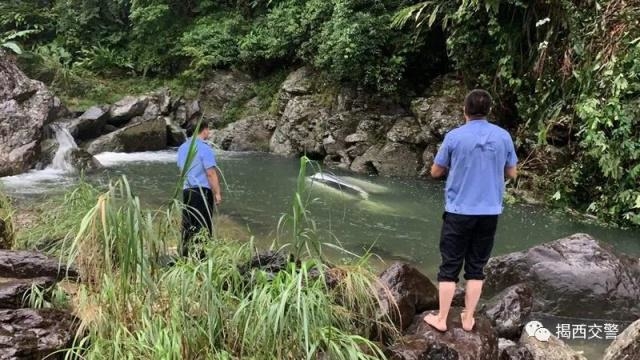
[351,143,422,177]
[0,277,56,308]
[485,233,640,321]
[48,96,71,121]
[87,117,167,154]
[603,318,640,360]
[165,117,187,147]
[519,330,587,360]
[499,338,534,360]
[377,263,438,330]
[66,106,109,140]
[212,114,276,152]
[187,100,202,122]
[108,96,149,126]
[239,250,293,275]
[387,307,498,360]
[0,250,78,280]
[483,284,533,340]
[67,149,102,172]
[0,308,79,359]
[0,55,53,176]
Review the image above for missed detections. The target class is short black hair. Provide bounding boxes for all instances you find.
[185,121,209,137]
[464,89,492,118]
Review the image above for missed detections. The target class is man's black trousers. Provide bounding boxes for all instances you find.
[181,187,214,257]
[437,212,498,283]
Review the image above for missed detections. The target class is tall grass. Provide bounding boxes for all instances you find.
[0,188,14,249]
[54,157,396,359]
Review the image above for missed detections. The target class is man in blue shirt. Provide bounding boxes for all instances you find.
[177,122,222,258]
[424,89,518,332]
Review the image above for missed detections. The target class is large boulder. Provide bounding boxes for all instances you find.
[66,105,109,140]
[107,96,149,126]
[0,55,53,176]
[212,114,277,152]
[603,318,640,360]
[86,117,167,154]
[0,308,79,359]
[377,263,438,330]
[0,250,78,280]
[483,284,533,340]
[281,67,314,96]
[0,277,56,308]
[269,96,330,158]
[351,142,422,177]
[484,233,640,321]
[67,149,102,172]
[387,307,499,360]
[519,330,587,360]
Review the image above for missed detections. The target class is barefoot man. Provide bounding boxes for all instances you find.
[424,89,518,332]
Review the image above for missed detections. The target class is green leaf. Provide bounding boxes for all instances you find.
[1,41,22,54]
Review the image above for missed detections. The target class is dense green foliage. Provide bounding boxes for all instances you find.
[1,0,638,225]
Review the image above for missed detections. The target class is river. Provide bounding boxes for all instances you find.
[2,150,639,359]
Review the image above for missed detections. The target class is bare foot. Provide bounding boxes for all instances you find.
[424,312,447,332]
[460,312,475,331]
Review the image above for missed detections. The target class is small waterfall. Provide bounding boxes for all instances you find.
[50,123,78,172]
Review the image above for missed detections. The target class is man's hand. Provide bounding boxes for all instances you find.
[505,166,517,179]
[206,167,222,206]
[431,163,448,178]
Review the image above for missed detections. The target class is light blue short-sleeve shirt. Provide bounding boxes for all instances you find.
[434,119,517,215]
[177,138,217,189]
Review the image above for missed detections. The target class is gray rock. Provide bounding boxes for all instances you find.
[173,100,188,127]
[0,308,79,359]
[0,250,78,280]
[67,148,102,172]
[345,132,369,144]
[0,56,53,176]
[351,142,421,177]
[377,262,438,330]
[603,318,640,360]
[387,307,499,360]
[483,284,533,340]
[165,117,187,147]
[519,330,587,360]
[0,277,56,308]
[213,115,277,152]
[386,117,424,144]
[281,67,314,96]
[108,96,149,126]
[187,100,202,121]
[87,118,167,154]
[485,233,640,321]
[269,96,329,158]
[410,78,464,140]
[66,105,109,140]
[142,102,160,122]
[499,338,534,360]
[200,70,252,115]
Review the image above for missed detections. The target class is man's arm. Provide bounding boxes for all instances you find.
[431,163,448,178]
[505,166,517,179]
[206,168,222,205]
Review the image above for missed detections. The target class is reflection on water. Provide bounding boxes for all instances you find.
[2,150,639,359]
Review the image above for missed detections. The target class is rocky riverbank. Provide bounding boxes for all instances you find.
[1,232,639,359]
